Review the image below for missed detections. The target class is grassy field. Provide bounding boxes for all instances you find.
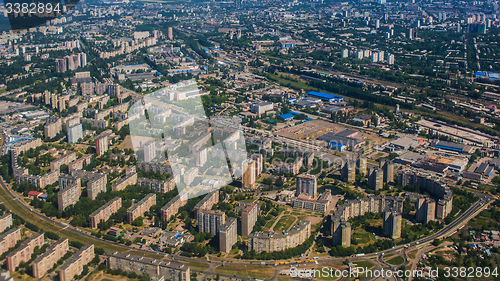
[354,260,375,269]
[274,216,296,232]
[178,259,210,271]
[263,210,283,231]
[351,226,376,247]
[351,232,373,245]
[408,250,418,259]
[383,253,395,259]
[214,265,274,279]
[386,256,405,265]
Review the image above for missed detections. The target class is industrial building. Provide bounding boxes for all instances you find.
[306,91,343,103]
[433,140,474,154]
[317,130,365,151]
[250,101,274,115]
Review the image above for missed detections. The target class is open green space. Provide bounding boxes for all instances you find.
[274,215,296,232]
[386,256,405,265]
[383,253,395,259]
[178,259,210,271]
[351,232,373,245]
[353,260,375,269]
[214,265,274,279]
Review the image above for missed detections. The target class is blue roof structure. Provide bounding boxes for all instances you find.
[307,91,343,99]
[329,142,345,148]
[267,119,275,123]
[289,111,301,115]
[278,113,294,120]
[435,145,462,152]
[476,71,486,77]
[157,72,163,76]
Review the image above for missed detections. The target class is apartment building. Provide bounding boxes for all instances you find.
[106,251,190,281]
[161,193,188,221]
[219,217,237,253]
[332,219,351,247]
[81,118,108,129]
[95,135,109,156]
[248,221,311,253]
[10,139,42,170]
[383,207,402,239]
[89,197,122,229]
[292,190,333,213]
[6,233,44,271]
[242,159,256,189]
[193,190,219,218]
[0,213,12,233]
[296,174,317,199]
[44,117,61,139]
[50,152,77,171]
[0,228,22,256]
[59,244,94,281]
[416,197,436,224]
[15,169,60,189]
[127,194,156,224]
[59,174,80,189]
[332,195,405,222]
[112,172,137,191]
[69,170,106,200]
[58,183,81,211]
[197,210,225,236]
[136,177,176,193]
[32,238,69,278]
[136,162,173,174]
[68,154,92,170]
[241,203,258,236]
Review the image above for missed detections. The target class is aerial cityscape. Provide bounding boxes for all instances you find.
[0,0,498,280]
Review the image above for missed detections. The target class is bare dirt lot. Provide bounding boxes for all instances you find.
[276,119,386,147]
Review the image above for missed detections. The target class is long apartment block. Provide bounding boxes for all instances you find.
[89,197,122,229]
[0,228,22,256]
[126,193,156,224]
[136,177,176,193]
[112,172,137,191]
[6,233,44,271]
[58,182,82,211]
[193,190,219,218]
[0,213,12,233]
[106,251,190,281]
[70,170,107,200]
[68,154,92,170]
[32,238,69,278]
[59,244,95,281]
[160,193,188,221]
[50,152,77,171]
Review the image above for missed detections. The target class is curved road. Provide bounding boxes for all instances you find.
[0,176,492,280]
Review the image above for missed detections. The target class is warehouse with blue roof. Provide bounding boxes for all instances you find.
[433,140,473,154]
[278,113,294,121]
[307,91,344,103]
